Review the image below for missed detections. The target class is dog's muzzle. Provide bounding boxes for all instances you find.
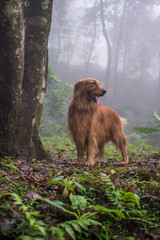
[102,89,107,95]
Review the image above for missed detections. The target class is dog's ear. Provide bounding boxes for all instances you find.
[74,81,83,92]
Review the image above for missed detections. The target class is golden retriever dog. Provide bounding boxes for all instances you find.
[68,78,128,166]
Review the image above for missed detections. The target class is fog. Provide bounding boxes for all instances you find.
[46,0,160,145]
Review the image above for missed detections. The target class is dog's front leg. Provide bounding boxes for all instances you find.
[77,149,84,164]
[85,134,98,166]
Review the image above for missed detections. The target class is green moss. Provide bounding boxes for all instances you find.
[144,181,159,190]
[0,156,18,173]
[137,181,159,191]
[41,0,50,10]
[35,103,44,129]
[136,168,152,181]
[4,0,19,30]
[29,16,47,28]
[42,17,47,24]
[28,41,42,53]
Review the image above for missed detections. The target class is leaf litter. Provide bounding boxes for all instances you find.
[0,142,160,239]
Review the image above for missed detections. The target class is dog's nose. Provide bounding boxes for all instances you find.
[102,89,107,95]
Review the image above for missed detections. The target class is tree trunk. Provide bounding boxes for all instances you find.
[99,0,112,89]
[158,50,160,111]
[0,0,24,157]
[0,0,53,160]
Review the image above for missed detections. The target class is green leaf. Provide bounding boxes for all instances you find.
[109,209,125,219]
[44,199,67,211]
[78,220,89,230]
[19,236,32,240]
[61,223,76,240]
[62,186,69,198]
[26,211,40,218]
[73,174,89,181]
[70,221,82,233]
[19,236,44,240]
[37,225,47,236]
[10,193,23,205]
[74,182,86,192]
[92,205,108,211]
[153,111,160,121]
[44,199,78,218]
[92,205,116,219]
[93,205,125,219]
[29,217,36,226]
[70,194,87,211]
[20,205,28,212]
[49,226,65,240]
[85,219,101,226]
[47,177,63,185]
[121,192,140,209]
[133,127,159,134]
[63,179,75,191]
[80,211,98,219]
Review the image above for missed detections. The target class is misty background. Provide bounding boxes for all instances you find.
[42,0,160,147]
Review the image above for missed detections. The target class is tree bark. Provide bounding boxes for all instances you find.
[0,0,53,160]
[0,0,24,157]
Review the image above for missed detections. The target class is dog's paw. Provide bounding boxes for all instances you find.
[119,161,128,165]
[85,161,95,166]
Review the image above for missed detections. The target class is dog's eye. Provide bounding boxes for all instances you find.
[91,82,96,85]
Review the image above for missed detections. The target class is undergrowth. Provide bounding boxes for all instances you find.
[0,137,160,240]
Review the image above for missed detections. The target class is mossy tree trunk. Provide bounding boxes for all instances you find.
[0,0,53,160]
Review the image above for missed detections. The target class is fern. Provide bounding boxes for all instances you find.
[1,193,47,237]
[49,226,65,240]
[93,205,125,219]
[58,219,107,240]
[133,111,160,134]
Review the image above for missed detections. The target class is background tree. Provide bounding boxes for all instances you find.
[46,0,160,147]
[0,0,53,159]
[42,67,72,136]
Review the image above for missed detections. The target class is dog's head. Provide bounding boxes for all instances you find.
[74,78,106,104]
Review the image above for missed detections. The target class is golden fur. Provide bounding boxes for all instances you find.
[68,78,128,166]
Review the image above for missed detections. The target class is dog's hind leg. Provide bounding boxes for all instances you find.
[114,132,128,164]
[97,144,105,168]
[120,141,128,164]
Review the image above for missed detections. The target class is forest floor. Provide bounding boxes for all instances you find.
[0,136,160,240]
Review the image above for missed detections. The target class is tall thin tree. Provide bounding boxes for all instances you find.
[99,0,112,89]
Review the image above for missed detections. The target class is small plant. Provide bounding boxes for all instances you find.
[46,172,160,239]
[133,111,160,147]
[44,193,108,239]
[0,138,160,240]
[0,192,47,239]
[134,111,160,134]
[0,156,18,173]
[48,170,86,198]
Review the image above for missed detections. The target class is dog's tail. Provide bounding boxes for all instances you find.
[120,117,128,129]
